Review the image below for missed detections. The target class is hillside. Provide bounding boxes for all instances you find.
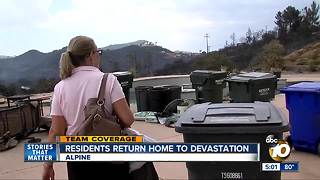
[0,55,12,59]
[102,40,151,50]
[0,42,197,85]
[284,41,320,72]
[0,49,63,84]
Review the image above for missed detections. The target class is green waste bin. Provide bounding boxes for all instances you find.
[175,102,289,180]
[113,71,133,105]
[226,72,277,103]
[190,70,227,103]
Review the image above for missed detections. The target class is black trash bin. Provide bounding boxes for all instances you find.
[226,72,277,103]
[135,85,182,113]
[135,86,153,112]
[175,102,289,180]
[161,85,182,112]
[148,87,170,112]
[113,71,133,105]
[190,70,227,103]
[273,71,281,79]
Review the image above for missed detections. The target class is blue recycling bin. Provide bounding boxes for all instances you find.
[281,82,320,154]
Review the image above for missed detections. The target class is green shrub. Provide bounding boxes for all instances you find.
[309,59,318,71]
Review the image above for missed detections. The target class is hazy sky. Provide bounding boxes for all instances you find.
[0,0,316,56]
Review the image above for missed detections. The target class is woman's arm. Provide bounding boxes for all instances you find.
[42,116,67,180]
[48,116,67,142]
[112,98,134,128]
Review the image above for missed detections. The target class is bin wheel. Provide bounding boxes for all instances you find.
[285,135,293,149]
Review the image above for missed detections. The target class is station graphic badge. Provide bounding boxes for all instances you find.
[266,135,291,162]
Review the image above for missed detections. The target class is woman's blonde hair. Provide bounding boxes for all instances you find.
[59,36,96,79]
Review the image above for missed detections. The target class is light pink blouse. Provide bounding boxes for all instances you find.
[50,66,125,135]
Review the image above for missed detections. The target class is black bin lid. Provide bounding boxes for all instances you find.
[175,102,288,134]
[191,70,227,77]
[112,71,133,87]
[113,71,133,77]
[226,72,275,82]
[190,70,227,84]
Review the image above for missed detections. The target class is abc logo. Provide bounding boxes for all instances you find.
[266,135,291,162]
[266,135,278,144]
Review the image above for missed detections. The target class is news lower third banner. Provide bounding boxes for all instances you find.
[58,143,259,162]
[24,136,259,162]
